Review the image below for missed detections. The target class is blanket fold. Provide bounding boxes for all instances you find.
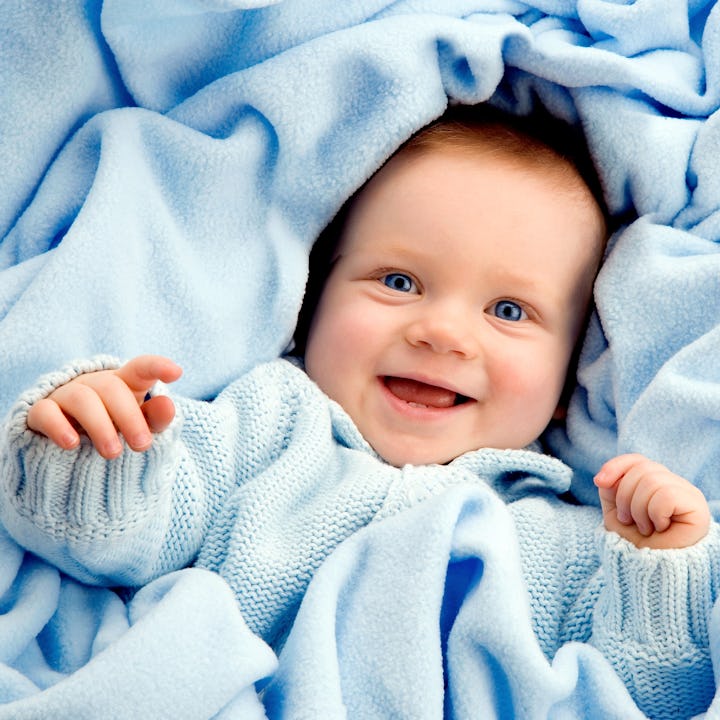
[263,486,651,719]
[3,0,720,717]
[0,528,277,719]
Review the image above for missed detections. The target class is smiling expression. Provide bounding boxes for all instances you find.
[304,138,606,467]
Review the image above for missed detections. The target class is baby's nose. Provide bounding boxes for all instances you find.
[405,306,480,358]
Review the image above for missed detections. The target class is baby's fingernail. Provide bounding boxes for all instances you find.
[104,439,122,457]
[131,432,152,450]
[62,433,79,449]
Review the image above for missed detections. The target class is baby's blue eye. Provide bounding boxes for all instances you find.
[382,273,416,293]
[493,300,526,322]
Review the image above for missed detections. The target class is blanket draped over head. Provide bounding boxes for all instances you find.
[1,1,720,718]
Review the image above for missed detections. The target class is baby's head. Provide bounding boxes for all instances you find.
[298,105,607,467]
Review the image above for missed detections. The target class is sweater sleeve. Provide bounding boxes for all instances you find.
[0,355,176,585]
[0,358,365,588]
[511,494,719,720]
[0,358,402,616]
[589,523,720,720]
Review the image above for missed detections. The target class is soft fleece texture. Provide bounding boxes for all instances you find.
[3,0,720,718]
[2,356,719,718]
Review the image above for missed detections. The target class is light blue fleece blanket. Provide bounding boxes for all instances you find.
[2,0,720,717]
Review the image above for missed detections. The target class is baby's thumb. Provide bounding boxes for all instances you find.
[141,395,176,434]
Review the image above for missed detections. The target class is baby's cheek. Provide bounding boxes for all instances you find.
[497,359,564,416]
[310,304,375,381]
[334,303,385,351]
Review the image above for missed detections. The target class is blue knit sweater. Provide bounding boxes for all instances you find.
[0,356,718,718]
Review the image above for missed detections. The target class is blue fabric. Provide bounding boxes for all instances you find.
[264,487,646,719]
[2,361,720,719]
[0,527,276,719]
[3,0,720,717]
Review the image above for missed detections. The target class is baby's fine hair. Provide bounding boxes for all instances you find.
[292,102,607,357]
[401,104,606,213]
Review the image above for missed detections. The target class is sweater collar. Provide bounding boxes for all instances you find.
[327,395,572,499]
[450,444,573,501]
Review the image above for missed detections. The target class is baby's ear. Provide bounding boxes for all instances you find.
[552,404,567,422]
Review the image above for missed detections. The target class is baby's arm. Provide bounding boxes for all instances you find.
[593,453,710,549]
[27,355,182,459]
[2,356,399,643]
[588,454,716,715]
[0,355,195,586]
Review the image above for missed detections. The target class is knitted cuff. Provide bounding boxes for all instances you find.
[595,523,720,650]
[0,356,179,584]
[5,355,123,443]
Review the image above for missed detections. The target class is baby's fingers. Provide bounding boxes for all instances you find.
[645,486,677,535]
[141,395,176,435]
[27,398,81,450]
[77,373,157,453]
[647,482,709,534]
[44,381,125,459]
[628,479,661,536]
[595,454,657,526]
[115,355,182,399]
[594,453,647,488]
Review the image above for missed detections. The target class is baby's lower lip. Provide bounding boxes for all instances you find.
[381,376,471,409]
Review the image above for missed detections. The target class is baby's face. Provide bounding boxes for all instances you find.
[304,145,605,466]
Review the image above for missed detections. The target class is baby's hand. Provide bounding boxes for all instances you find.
[27,356,182,459]
[594,454,710,549]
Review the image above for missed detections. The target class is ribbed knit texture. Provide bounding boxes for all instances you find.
[592,526,720,719]
[1,357,719,716]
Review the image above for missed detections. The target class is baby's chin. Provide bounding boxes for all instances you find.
[372,436,534,467]
[372,440,472,468]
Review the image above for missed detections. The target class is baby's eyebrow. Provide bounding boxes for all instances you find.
[363,244,419,261]
[490,268,546,294]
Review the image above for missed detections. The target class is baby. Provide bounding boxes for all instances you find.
[1,106,716,717]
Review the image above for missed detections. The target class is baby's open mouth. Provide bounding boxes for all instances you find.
[383,376,471,409]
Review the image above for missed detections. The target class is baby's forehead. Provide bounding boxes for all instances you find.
[397,114,605,207]
[376,134,599,226]
[356,144,605,273]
